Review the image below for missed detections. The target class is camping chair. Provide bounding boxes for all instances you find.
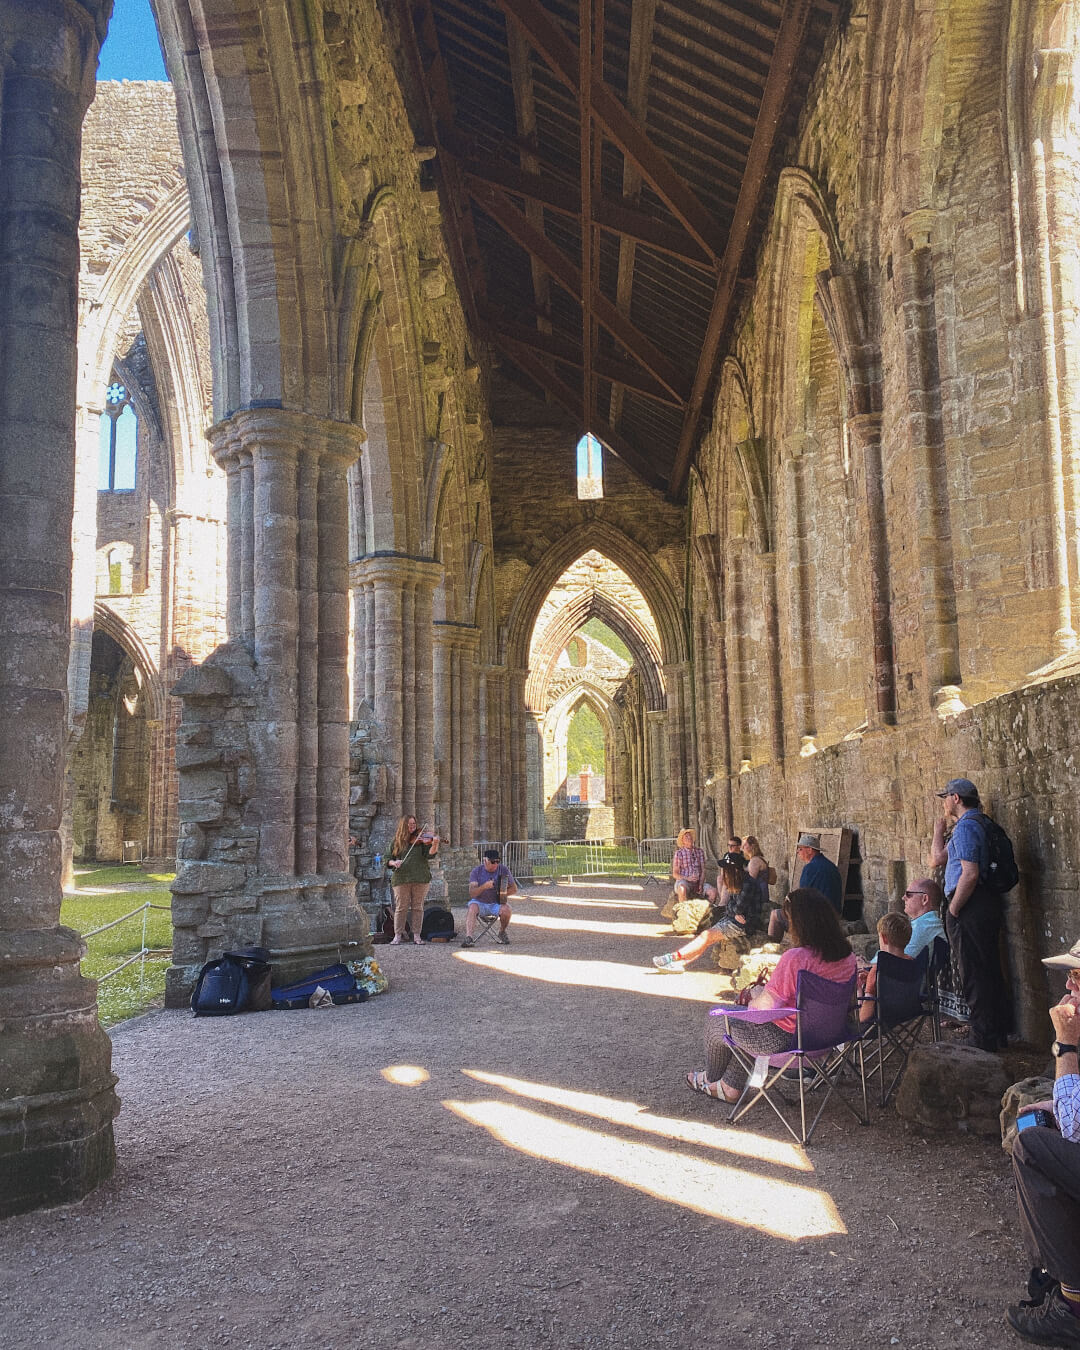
[468,904,503,946]
[710,970,866,1145]
[856,948,930,1107]
[925,935,951,1042]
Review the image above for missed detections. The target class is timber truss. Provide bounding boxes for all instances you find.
[394,0,840,500]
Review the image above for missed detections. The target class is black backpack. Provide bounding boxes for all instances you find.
[190,946,272,1016]
[191,954,249,1016]
[980,814,1019,895]
[420,905,456,942]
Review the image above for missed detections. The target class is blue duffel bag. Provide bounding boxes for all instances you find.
[270,963,369,1010]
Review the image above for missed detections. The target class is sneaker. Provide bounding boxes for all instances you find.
[653,952,687,972]
[495,931,510,945]
[461,935,475,948]
[1007,1289,1080,1346]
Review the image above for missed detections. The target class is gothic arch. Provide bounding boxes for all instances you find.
[504,521,687,672]
[525,590,664,713]
[92,602,165,724]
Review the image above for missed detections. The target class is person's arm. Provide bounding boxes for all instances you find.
[859,964,878,1023]
[469,874,495,899]
[502,870,518,898]
[1050,997,1080,1143]
[671,851,686,881]
[947,859,980,916]
[428,833,440,857]
[928,813,948,869]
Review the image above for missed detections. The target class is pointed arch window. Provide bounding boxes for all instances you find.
[98,382,138,492]
[576,432,603,500]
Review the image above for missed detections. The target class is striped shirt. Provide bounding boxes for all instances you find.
[1054,1074,1080,1143]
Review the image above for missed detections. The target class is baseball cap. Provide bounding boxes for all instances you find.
[483,848,501,862]
[936,777,977,798]
[797,832,820,850]
[1043,939,1080,970]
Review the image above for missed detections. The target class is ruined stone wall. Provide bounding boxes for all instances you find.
[689,0,1080,1039]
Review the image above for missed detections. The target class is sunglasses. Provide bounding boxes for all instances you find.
[902,890,927,899]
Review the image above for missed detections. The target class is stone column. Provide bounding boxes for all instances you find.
[894,210,966,717]
[848,411,897,727]
[507,666,529,839]
[664,662,691,835]
[349,553,442,821]
[1030,49,1079,654]
[782,454,818,755]
[0,0,119,1218]
[481,664,507,840]
[646,709,670,837]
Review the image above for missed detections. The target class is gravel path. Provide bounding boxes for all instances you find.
[1,880,1024,1349]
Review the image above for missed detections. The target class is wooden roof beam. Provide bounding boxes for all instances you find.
[492,0,725,262]
[668,0,819,501]
[457,158,715,269]
[469,183,691,402]
[503,342,668,492]
[477,308,683,407]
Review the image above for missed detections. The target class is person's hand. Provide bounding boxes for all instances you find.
[735,915,746,925]
[1050,996,1080,1043]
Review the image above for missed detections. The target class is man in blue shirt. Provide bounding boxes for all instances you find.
[1006,942,1080,1346]
[928,776,1012,1052]
[902,879,947,958]
[795,833,843,914]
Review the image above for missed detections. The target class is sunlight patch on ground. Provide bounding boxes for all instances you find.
[542,881,661,891]
[443,1097,845,1240]
[382,1065,430,1086]
[509,913,672,938]
[453,950,725,1002]
[463,1070,812,1172]
[518,894,659,911]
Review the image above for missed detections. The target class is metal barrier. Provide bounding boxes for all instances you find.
[502,839,558,883]
[553,837,641,879]
[642,831,675,885]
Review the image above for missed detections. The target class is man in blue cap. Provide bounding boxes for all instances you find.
[928,776,1013,1052]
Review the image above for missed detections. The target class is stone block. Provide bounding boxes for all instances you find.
[178,797,225,825]
[1000,1075,1055,1155]
[176,824,207,861]
[172,861,246,895]
[179,769,227,801]
[176,743,225,771]
[894,1043,1010,1138]
[170,897,209,927]
[172,664,232,700]
[210,891,258,916]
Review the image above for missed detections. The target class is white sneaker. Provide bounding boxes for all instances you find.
[652,953,687,972]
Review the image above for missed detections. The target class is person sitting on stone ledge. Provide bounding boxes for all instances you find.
[671,828,714,904]
[1004,940,1080,1347]
[902,877,947,959]
[685,888,856,1102]
[768,833,841,938]
[721,836,746,871]
[652,862,764,972]
[859,912,913,1023]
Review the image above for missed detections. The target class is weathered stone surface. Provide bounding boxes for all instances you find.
[895,1044,1010,1138]
[171,861,246,895]
[172,665,233,700]
[1000,1075,1055,1156]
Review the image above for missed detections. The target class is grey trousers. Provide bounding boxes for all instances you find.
[1012,1125,1080,1287]
[705,1012,796,1090]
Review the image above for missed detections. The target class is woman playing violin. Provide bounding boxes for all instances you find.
[386,815,441,945]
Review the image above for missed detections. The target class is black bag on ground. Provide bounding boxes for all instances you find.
[191,954,249,1016]
[421,906,456,942]
[225,947,272,1011]
[270,963,369,1010]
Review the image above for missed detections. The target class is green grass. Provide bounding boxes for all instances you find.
[62,887,173,1028]
[551,842,658,876]
[72,864,175,888]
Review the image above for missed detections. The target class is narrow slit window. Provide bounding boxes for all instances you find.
[98,382,138,492]
[576,432,603,500]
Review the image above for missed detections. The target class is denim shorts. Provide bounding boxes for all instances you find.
[472,900,501,918]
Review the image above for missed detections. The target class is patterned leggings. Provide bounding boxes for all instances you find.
[705,1012,796,1089]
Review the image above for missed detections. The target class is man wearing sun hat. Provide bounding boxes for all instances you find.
[928,776,1013,1052]
[1004,940,1080,1345]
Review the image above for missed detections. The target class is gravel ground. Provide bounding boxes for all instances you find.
[0,880,1026,1350]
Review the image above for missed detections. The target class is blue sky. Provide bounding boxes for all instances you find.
[97,0,169,82]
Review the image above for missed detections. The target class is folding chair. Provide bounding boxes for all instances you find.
[468,905,502,946]
[710,970,867,1145]
[857,948,930,1107]
[925,934,951,1042]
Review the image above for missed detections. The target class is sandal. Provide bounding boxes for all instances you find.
[686,1070,722,1098]
[389,936,403,946]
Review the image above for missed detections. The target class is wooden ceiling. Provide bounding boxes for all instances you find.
[393,0,842,500]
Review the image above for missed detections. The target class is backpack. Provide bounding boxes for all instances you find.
[420,906,456,942]
[270,963,369,1010]
[191,954,249,1016]
[980,814,1019,895]
[225,947,272,1011]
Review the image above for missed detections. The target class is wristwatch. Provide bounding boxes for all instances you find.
[1052,1041,1078,1058]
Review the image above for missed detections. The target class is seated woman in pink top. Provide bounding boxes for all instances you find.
[686,887,857,1102]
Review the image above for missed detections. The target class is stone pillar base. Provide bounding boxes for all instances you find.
[0,1073,119,1219]
[166,873,371,1005]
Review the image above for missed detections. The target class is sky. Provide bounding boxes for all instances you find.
[97,0,169,82]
